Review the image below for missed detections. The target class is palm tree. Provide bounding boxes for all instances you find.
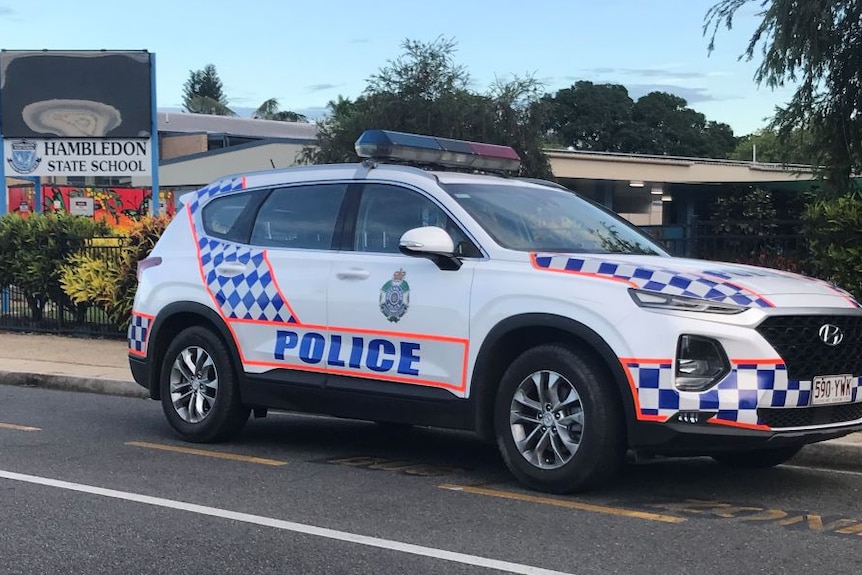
[253,98,308,122]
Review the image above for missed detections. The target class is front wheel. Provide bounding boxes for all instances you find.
[710,445,802,468]
[494,344,625,494]
[159,326,250,443]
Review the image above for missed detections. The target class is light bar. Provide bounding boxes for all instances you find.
[355,130,521,172]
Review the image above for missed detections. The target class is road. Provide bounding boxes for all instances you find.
[1,384,861,575]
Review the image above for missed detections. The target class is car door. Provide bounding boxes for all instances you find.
[325,182,478,397]
[227,182,349,384]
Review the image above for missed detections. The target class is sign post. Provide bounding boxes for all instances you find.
[149,52,160,216]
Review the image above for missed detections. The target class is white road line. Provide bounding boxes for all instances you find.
[0,469,574,575]
[782,464,862,477]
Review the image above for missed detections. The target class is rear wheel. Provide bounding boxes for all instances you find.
[710,445,802,468]
[159,326,249,443]
[494,344,625,494]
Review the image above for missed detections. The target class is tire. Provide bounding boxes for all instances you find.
[494,344,625,494]
[710,445,802,469]
[159,326,250,443]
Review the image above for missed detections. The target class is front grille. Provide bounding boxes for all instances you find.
[758,403,862,428]
[756,315,862,381]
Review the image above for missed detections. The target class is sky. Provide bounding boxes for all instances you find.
[0,0,797,136]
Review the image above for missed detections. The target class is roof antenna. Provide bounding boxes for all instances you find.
[270,159,276,169]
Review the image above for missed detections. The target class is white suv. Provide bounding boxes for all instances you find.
[129,130,862,493]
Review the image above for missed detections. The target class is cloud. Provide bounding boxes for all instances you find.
[0,6,14,16]
[306,83,340,93]
[581,66,713,80]
[624,84,730,104]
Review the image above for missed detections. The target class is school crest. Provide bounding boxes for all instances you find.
[379,268,410,322]
[6,140,41,174]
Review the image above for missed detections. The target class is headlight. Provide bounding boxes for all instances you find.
[675,335,730,391]
[628,288,747,315]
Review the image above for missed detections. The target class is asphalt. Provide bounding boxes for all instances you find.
[0,330,860,472]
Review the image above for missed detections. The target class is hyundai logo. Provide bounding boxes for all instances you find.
[819,324,845,346]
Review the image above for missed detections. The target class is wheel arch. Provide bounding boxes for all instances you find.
[146,302,243,400]
[470,313,636,441]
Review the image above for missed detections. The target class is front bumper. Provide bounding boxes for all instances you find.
[629,417,862,456]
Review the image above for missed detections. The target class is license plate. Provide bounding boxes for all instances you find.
[811,374,855,405]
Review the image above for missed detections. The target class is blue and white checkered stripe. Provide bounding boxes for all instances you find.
[127,313,151,354]
[625,360,861,427]
[187,176,245,215]
[199,237,297,323]
[534,255,773,308]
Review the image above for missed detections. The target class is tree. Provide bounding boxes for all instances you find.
[542,81,635,152]
[730,127,813,164]
[253,98,308,122]
[705,0,862,192]
[182,64,235,116]
[301,37,552,179]
[629,92,737,158]
[542,84,737,158]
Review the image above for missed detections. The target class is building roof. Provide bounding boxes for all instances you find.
[157,111,318,141]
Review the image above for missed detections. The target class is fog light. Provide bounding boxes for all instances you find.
[675,335,730,392]
[677,411,715,424]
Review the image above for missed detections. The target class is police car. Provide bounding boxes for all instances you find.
[129,129,862,493]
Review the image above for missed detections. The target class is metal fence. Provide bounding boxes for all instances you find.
[0,237,127,339]
[642,220,812,274]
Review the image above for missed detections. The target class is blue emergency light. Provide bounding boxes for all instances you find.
[355,130,521,172]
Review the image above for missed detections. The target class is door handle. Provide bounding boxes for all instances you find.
[215,262,248,277]
[336,268,371,280]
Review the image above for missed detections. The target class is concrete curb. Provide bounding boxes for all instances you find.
[0,371,149,400]
[790,440,862,473]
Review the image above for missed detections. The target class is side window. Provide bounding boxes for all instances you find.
[354,184,480,256]
[202,193,255,241]
[251,183,347,250]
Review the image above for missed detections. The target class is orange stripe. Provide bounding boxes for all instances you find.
[706,417,771,432]
[731,358,785,366]
[619,360,671,422]
[128,348,147,358]
[131,311,156,320]
[262,250,301,324]
[618,357,673,365]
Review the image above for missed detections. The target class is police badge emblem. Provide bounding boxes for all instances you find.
[379,268,410,322]
[7,140,41,174]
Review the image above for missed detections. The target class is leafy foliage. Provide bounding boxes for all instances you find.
[0,213,112,321]
[542,82,737,158]
[58,215,171,330]
[804,194,862,298]
[730,127,813,164]
[706,0,862,191]
[300,37,553,179]
[111,216,172,328]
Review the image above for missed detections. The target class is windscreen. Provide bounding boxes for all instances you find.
[443,182,666,255]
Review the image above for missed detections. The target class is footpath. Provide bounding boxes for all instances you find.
[0,330,860,472]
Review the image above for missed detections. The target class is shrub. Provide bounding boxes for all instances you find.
[112,216,172,328]
[0,212,113,321]
[804,192,862,299]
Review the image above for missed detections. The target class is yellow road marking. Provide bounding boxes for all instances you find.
[126,441,287,467]
[439,484,685,524]
[0,422,41,432]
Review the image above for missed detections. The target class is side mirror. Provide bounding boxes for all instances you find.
[399,226,462,271]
